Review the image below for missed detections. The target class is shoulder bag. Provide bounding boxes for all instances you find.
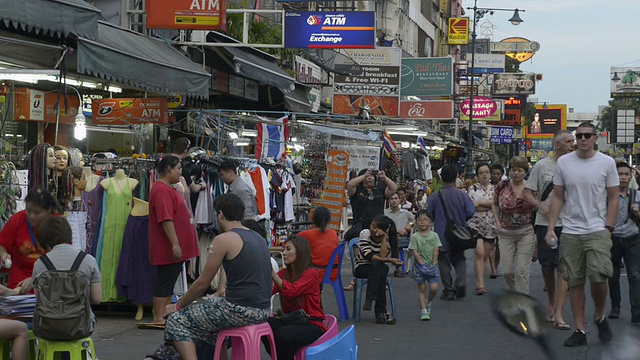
[437,191,475,251]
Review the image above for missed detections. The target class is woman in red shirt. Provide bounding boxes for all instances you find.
[268,236,326,360]
[0,188,55,291]
[148,156,199,325]
[298,207,339,282]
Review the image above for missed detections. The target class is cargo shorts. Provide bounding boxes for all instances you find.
[559,231,613,288]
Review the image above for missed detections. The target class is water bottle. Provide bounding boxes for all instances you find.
[549,236,558,250]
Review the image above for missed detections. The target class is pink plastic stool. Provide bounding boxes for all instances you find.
[213,322,277,360]
[293,315,339,360]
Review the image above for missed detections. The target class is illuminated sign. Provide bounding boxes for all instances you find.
[526,104,567,139]
[490,37,540,63]
[284,12,376,49]
[504,98,521,106]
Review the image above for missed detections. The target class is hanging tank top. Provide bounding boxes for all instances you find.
[223,228,272,309]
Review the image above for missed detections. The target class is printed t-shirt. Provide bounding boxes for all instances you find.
[495,180,534,230]
[298,228,339,281]
[0,211,47,288]
[149,182,199,265]
[409,231,442,265]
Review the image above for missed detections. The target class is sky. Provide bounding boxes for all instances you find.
[470,0,640,113]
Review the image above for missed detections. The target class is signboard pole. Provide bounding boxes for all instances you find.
[465,5,478,179]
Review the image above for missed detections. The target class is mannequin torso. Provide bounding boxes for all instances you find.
[101,169,139,194]
[83,167,101,192]
[131,198,149,217]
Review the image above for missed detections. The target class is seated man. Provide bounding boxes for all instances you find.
[33,216,102,332]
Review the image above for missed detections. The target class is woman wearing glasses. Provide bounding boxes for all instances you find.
[492,156,537,294]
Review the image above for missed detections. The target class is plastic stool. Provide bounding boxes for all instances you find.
[36,337,96,360]
[214,322,277,360]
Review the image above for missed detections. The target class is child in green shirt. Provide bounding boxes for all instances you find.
[409,210,442,320]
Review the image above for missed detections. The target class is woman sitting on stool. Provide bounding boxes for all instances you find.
[267,236,326,360]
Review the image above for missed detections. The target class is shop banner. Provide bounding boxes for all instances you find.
[228,75,244,98]
[400,57,454,97]
[526,104,567,139]
[333,48,401,116]
[460,100,503,122]
[284,12,375,49]
[610,67,640,98]
[490,126,514,144]
[14,88,45,122]
[146,0,227,30]
[459,96,497,119]
[295,56,322,112]
[91,98,168,125]
[399,100,453,120]
[44,93,80,125]
[311,149,350,231]
[448,18,469,45]
[465,54,505,74]
[494,108,521,127]
[332,145,380,175]
[492,73,536,95]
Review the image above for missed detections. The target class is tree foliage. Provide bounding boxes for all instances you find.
[505,56,521,73]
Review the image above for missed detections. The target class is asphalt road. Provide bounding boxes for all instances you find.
[91,249,639,359]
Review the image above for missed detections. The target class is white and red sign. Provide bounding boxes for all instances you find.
[460,96,497,119]
[399,100,453,120]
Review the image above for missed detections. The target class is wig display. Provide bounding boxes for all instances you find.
[27,143,53,192]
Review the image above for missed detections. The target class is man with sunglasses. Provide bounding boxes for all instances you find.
[545,122,619,347]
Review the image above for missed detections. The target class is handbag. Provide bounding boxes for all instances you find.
[437,191,475,251]
[277,309,310,326]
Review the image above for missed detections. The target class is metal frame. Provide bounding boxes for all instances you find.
[176,9,285,48]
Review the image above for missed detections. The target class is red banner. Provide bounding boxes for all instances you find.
[311,149,349,232]
[91,98,168,125]
[146,0,227,30]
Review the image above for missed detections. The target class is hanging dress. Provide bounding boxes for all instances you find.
[116,214,156,304]
[101,179,132,302]
[82,180,104,256]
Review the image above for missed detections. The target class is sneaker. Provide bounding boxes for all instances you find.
[608,306,620,319]
[595,315,613,343]
[420,309,429,321]
[385,313,396,325]
[376,313,386,324]
[563,329,587,347]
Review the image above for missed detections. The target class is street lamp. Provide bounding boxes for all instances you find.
[465,1,525,179]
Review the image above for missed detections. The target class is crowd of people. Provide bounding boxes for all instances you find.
[0,123,639,358]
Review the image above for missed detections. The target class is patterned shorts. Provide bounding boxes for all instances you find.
[164,297,270,345]
[412,263,439,284]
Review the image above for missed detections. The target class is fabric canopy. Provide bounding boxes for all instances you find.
[0,0,100,40]
[281,83,311,113]
[224,46,294,91]
[76,21,210,99]
[301,123,381,141]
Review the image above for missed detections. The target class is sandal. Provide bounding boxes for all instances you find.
[475,287,489,295]
[544,314,555,323]
[343,282,355,291]
[554,322,571,330]
[490,271,502,279]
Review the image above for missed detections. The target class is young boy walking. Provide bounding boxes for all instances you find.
[409,210,442,320]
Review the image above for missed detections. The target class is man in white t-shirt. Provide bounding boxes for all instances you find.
[385,192,415,277]
[546,122,619,347]
[523,130,574,330]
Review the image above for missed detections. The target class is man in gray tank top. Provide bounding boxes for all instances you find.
[160,193,272,360]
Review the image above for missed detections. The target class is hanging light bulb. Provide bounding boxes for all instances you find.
[74,106,86,140]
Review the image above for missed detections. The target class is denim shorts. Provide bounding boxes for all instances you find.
[412,263,439,284]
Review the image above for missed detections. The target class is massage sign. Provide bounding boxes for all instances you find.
[460,96,498,120]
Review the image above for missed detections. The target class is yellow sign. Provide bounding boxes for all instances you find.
[448,18,469,45]
[167,94,185,109]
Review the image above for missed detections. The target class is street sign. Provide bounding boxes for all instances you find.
[490,126,514,144]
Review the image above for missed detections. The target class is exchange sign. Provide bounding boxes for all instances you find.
[284,12,375,49]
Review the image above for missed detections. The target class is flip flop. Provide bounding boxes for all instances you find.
[554,322,571,330]
[343,282,355,291]
[137,323,166,330]
[544,314,554,323]
[475,287,489,295]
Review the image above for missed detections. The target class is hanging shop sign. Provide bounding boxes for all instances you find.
[490,126,514,144]
[228,74,244,98]
[400,57,454,97]
[210,68,229,94]
[460,99,503,122]
[244,79,259,101]
[448,18,469,45]
[492,73,536,95]
[332,145,380,175]
[333,48,401,117]
[490,37,540,63]
[167,94,186,109]
[44,93,80,125]
[284,11,375,49]
[13,88,44,122]
[91,98,168,125]
[464,54,505,74]
[399,100,453,120]
[311,149,350,231]
[145,0,227,30]
[295,56,322,112]
[459,96,498,119]
[610,67,640,98]
[493,108,522,127]
[525,104,567,139]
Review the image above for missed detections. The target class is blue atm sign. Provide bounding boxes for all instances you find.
[284,12,376,49]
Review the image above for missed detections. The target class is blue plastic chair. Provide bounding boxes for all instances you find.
[347,238,396,322]
[320,242,349,321]
[305,324,358,360]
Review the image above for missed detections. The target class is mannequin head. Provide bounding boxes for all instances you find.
[70,166,86,193]
[53,145,69,175]
[27,143,54,192]
[67,147,84,167]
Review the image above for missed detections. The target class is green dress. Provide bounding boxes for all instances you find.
[101,179,132,302]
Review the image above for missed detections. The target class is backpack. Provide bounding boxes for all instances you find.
[33,251,93,340]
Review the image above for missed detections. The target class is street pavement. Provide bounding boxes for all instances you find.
[91,250,639,359]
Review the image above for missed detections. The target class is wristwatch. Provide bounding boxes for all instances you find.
[605,225,614,233]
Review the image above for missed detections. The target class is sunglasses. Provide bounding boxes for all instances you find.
[575,133,595,139]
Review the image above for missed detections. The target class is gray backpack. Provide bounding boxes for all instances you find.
[33,252,93,340]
